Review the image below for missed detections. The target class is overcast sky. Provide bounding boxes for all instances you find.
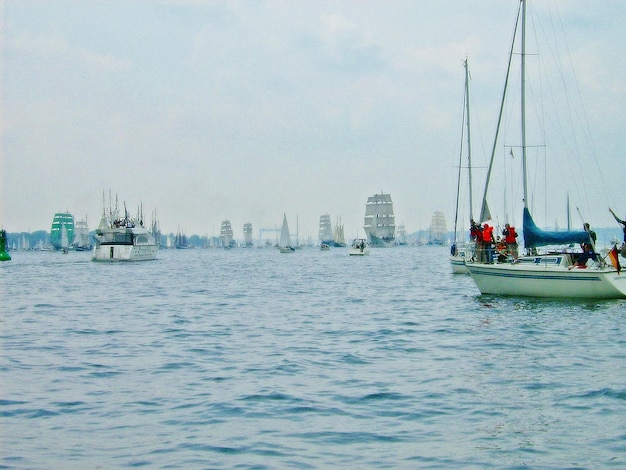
[2,0,625,241]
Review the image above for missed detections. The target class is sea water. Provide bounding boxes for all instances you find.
[1,247,625,469]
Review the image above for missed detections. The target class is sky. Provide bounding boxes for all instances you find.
[2,0,625,242]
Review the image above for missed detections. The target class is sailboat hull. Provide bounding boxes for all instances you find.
[450,243,475,274]
[449,255,469,274]
[467,262,626,299]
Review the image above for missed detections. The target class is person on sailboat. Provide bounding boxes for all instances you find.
[470,219,482,262]
[583,223,597,249]
[482,223,495,264]
[502,223,519,260]
[495,236,508,263]
[568,244,598,270]
[609,208,626,246]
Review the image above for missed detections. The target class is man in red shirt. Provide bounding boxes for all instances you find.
[503,223,519,260]
[482,224,495,263]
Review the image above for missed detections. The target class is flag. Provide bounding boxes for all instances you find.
[608,245,622,274]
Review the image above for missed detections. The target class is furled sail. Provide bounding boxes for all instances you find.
[522,208,590,248]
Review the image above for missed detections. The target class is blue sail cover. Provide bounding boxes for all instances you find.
[523,208,591,248]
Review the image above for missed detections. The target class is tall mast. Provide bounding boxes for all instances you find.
[464,58,474,221]
[521,0,529,208]
[478,2,522,223]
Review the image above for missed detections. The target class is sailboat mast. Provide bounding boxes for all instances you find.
[478,2,521,223]
[521,0,529,209]
[464,58,474,221]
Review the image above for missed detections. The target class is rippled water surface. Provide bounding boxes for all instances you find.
[1,247,625,469]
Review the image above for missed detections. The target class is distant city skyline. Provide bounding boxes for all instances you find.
[2,1,625,238]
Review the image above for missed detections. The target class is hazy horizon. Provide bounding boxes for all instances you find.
[2,1,625,238]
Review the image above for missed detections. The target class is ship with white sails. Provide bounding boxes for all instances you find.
[363,193,395,247]
[319,214,333,247]
[220,220,235,249]
[278,213,295,253]
[243,223,253,247]
[427,211,448,245]
[319,214,346,248]
[72,215,92,251]
[333,217,346,247]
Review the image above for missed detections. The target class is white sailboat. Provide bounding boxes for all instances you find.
[450,58,476,274]
[243,223,253,247]
[60,223,70,254]
[466,0,625,299]
[72,216,92,251]
[333,216,346,247]
[319,214,333,246]
[278,213,295,253]
[427,211,448,246]
[220,220,235,249]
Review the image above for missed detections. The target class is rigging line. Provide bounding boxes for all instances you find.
[549,1,610,211]
[479,0,523,223]
[536,2,588,208]
[558,20,611,209]
[452,71,467,241]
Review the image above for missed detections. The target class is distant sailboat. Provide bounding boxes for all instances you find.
[150,210,162,248]
[428,211,448,245]
[72,215,92,251]
[333,217,346,247]
[243,223,253,247]
[278,213,295,253]
[50,212,74,251]
[395,224,407,246]
[175,228,189,249]
[60,223,70,253]
[363,193,395,247]
[220,220,235,249]
[319,214,333,246]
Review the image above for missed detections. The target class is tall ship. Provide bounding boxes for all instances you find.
[396,224,408,245]
[92,194,158,261]
[318,214,333,246]
[50,212,75,251]
[243,223,253,247]
[174,228,189,249]
[363,193,395,247]
[333,216,346,247]
[220,220,235,248]
[150,210,162,248]
[428,211,448,245]
[72,215,92,251]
